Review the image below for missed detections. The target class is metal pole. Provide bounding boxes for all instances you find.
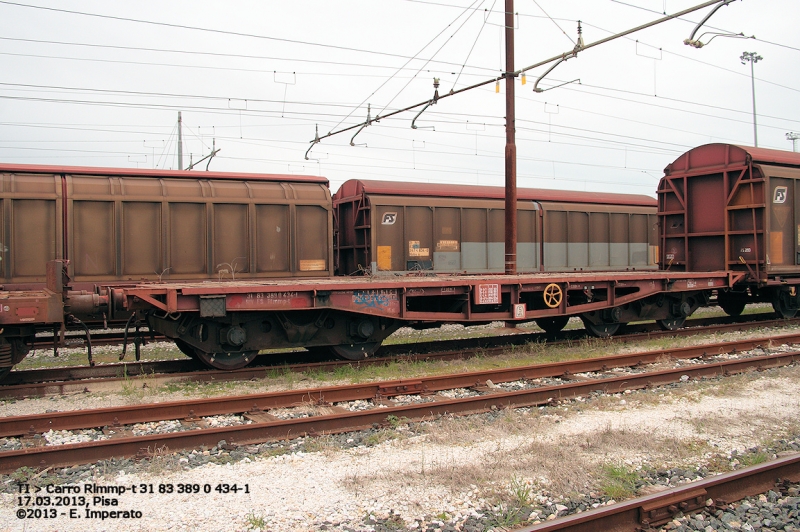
[178,111,184,169]
[504,0,517,275]
[749,60,757,147]
[740,52,762,148]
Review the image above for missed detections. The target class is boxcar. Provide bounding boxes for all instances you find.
[0,164,333,294]
[658,143,800,317]
[333,179,658,276]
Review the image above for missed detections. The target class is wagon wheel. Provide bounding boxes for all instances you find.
[193,349,258,370]
[657,317,686,331]
[543,283,563,309]
[0,366,11,381]
[719,299,746,317]
[772,296,798,319]
[534,316,569,335]
[581,318,621,338]
[330,342,381,361]
[717,291,747,317]
[174,339,200,361]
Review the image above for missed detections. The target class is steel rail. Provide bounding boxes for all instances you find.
[4,313,794,398]
[514,453,800,532]
[1,350,798,473]
[3,330,800,437]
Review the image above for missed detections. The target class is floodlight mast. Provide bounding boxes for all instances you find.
[741,51,762,147]
[787,132,799,152]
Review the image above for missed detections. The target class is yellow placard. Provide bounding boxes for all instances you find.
[377,246,392,271]
[299,259,326,271]
[436,239,459,251]
[770,232,783,264]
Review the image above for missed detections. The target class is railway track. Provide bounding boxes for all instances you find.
[1,333,797,474]
[515,454,800,532]
[26,312,800,351]
[2,313,797,399]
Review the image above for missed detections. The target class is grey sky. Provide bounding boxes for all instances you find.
[0,0,797,195]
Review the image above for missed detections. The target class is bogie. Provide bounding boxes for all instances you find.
[151,310,400,370]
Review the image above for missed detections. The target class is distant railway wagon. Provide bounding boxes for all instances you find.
[0,163,333,293]
[658,143,800,317]
[333,179,658,276]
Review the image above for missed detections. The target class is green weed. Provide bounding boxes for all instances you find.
[487,503,527,528]
[245,512,267,530]
[509,475,533,507]
[598,463,639,500]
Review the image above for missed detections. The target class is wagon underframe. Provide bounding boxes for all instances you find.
[109,271,738,367]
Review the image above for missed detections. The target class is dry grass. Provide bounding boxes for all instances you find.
[341,418,716,504]
[141,444,184,476]
[337,405,702,501]
[334,363,800,505]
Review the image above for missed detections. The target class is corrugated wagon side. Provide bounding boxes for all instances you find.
[0,163,334,292]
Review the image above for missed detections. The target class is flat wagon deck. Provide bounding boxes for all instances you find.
[108,269,739,368]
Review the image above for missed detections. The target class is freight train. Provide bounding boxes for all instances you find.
[0,143,798,377]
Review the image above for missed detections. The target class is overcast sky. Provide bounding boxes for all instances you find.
[0,0,797,196]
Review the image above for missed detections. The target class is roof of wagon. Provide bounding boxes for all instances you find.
[664,143,800,176]
[0,162,329,184]
[333,179,656,207]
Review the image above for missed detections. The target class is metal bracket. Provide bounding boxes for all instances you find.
[638,488,709,528]
[304,124,321,160]
[683,0,743,48]
[378,380,425,396]
[350,104,373,146]
[533,22,584,93]
[411,78,440,130]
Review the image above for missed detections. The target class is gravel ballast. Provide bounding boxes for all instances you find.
[2,355,800,530]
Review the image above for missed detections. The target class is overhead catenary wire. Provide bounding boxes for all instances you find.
[0,50,493,80]
[2,3,794,120]
[377,0,487,122]
[606,0,800,53]
[306,0,741,150]
[330,0,484,134]
[452,0,496,91]
[531,0,576,46]
[2,68,797,143]
[0,36,497,74]
[0,1,481,65]
[3,0,796,175]
[3,80,796,161]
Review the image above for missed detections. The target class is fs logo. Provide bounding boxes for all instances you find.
[381,212,398,225]
[774,186,788,204]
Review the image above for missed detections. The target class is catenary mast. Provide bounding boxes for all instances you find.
[503,0,517,275]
